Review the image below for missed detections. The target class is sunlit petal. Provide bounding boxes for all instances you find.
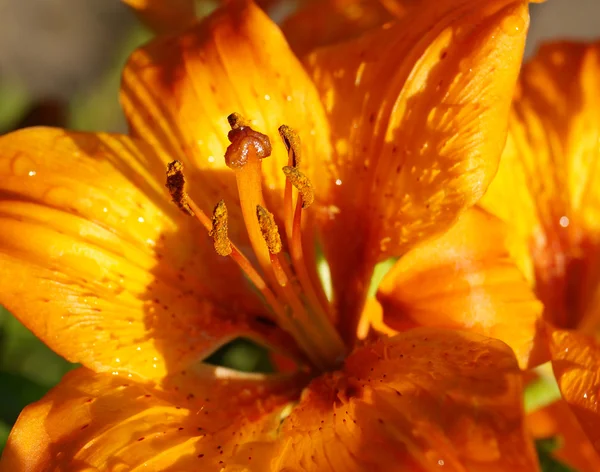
[0,128,291,383]
[121,0,332,225]
[0,367,297,471]
[480,41,600,330]
[306,0,530,340]
[274,328,539,471]
[377,209,545,368]
[549,328,600,454]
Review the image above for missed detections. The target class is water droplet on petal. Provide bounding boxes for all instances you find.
[11,155,37,177]
[501,13,526,36]
[559,216,569,228]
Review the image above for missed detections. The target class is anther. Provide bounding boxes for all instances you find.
[282,166,314,208]
[224,113,272,169]
[256,205,282,254]
[278,125,302,167]
[209,200,232,256]
[166,160,194,216]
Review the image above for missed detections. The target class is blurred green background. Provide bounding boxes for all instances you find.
[0,1,597,470]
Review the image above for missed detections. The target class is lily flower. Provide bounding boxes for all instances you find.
[478,41,600,469]
[0,0,541,469]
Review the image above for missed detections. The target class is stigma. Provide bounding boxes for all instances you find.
[165,114,345,372]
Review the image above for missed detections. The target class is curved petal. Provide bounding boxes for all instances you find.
[274,328,539,471]
[121,0,333,226]
[528,400,600,472]
[378,0,545,18]
[305,0,530,339]
[549,328,600,454]
[0,367,297,472]
[377,208,546,369]
[122,0,196,33]
[480,41,600,330]
[0,127,292,384]
[279,0,394,56]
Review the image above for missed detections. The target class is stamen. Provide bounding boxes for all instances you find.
[164,159,327,368]
[218,114,347,371]
[279,125,300,238]
[282,166,314,208]
[278,125,302,167]
[256,205,282,254]
[256,204,289,287]
[166,160,194,216]
[210,200,232,256]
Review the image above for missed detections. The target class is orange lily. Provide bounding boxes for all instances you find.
[0,0,540,470]
[477,40,600,466]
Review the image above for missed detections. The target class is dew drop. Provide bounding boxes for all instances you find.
[559,216,569,228]
[501,14,526,36]
[11,155,36,177]
[264,94,271,101]
[208,155,215,163]
[28,170,36,177]
[44,187,75,208]
[335,179,342,186]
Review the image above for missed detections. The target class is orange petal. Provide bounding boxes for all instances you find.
[377,208,546,369]
[280,0,394,56]
[549,328,600,454]
[306,1,529,340]
[0,367,297,471]
[528,400,600,472]
[122,0,196,33]
[480,41,600,330]
[121,0,333,225]
[0,127,292,383]
[275,328,539,471]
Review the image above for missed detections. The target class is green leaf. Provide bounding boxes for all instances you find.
[0,371,48,425]
[0,307,76,387]
[0,420,10,452]
[204,338,273,373]
[367,258,398,299]
[536,438,577,472]
[525,363,562,413]
[0,81,30,133]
